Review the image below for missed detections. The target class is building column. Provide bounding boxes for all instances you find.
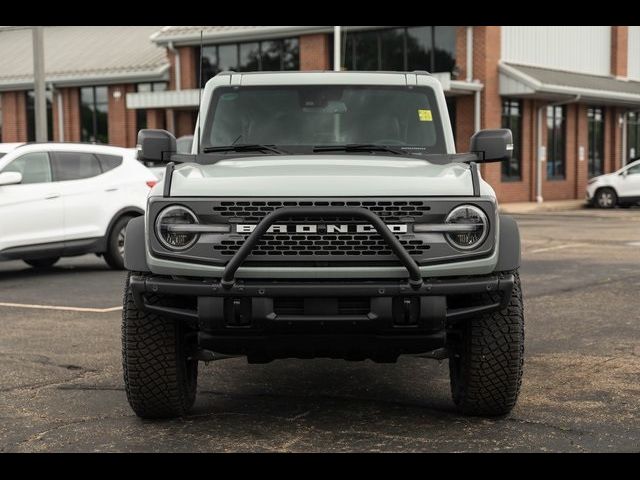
[107,84,137,147]
[575,104,589,199]
[300,34,330,70]
[611,26,628,78]
[147,109,165,130]
[472,26,502,188]
[1,91,28,142]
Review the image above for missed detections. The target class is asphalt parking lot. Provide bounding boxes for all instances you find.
[1,208,639,452]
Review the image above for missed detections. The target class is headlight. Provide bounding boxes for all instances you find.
[155,205,199,250]
[587,178,598,185]
[444,205,488,250]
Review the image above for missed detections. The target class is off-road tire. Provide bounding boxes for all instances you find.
[448,270,524,416]
[122,271,198,419]
[104,216,133,270]
[24,257,59,268]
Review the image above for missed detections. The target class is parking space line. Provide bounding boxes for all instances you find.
[528,243,584,254]
[0,302,122,313]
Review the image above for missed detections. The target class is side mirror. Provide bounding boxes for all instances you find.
[0,171,22,186]
[470,129,513,163]
[137,129,176,162]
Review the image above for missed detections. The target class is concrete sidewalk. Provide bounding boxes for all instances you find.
[499,199,587,214]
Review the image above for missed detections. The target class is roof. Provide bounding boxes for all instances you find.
[150,26,378,46]
[499,62,640,106]
[0,26,169,90]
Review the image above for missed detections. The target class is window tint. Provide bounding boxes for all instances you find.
[51,151,102,181]
[204,85,446,152]
[96,154,123,173]
[3,152,52,184]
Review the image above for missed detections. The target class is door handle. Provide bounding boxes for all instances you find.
[44,194,60,200]
[105,188,119,192]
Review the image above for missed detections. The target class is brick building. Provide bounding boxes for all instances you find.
[3,26,640,203]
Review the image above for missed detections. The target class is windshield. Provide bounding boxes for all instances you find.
[202,85,447,153]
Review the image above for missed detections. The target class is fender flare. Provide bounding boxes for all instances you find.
[494,214,521,272]
[124,216,150,272]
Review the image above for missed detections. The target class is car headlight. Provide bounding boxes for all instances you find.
[587,178,598,185]
[155,205,199,250]
[444,205,488,250]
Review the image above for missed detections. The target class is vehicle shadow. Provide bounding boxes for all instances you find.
[0,260,113,283]
[185,356,459,424]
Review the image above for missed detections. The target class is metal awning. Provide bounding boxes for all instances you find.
[127,89,201,109]
[126,72,483,109]
[500,62,640,106]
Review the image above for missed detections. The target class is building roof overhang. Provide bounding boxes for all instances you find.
[499,62,640,107]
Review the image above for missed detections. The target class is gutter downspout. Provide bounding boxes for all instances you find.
[536,94,581,204]
[168,41,181,91]
[466,26,473,82]
[334,26,341,71]
[621,111,628,165]
[50,83,64,142]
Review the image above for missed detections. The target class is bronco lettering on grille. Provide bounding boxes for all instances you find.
[236,224,408,234]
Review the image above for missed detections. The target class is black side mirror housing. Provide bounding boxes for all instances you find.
[469,129,513,163]
[137,129,177,162]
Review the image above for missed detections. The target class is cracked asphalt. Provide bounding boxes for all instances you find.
[1,208,639,452]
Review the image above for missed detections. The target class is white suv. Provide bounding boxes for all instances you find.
[587,158,640,208]
[0,143,157,269]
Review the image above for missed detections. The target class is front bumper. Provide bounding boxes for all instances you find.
[130,273,513,325]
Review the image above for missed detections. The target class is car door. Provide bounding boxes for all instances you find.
[50,151,107,242]
[0,151,64,252]
[616,163,640,199]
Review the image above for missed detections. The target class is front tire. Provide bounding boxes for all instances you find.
[595,188,617,209]
[448,270,525,416]
[122,272,198,419]
[104,216,132,270]
[24,257,59,269]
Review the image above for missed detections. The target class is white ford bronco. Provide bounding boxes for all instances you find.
[122,71,524,419]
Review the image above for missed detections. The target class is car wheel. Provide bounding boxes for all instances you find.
[103,216,133,270]
[595,188,617,209]
[122,272,198,419]
[23,257,60,269]
[447,270,524,416]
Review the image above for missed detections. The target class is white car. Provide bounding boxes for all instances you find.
[0,143,157,269]
[587,159,640,208]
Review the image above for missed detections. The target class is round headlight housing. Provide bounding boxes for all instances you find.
[444,205,488,250]
[155,205,199,251]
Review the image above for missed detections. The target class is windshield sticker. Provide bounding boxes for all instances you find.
[418,109,433,122]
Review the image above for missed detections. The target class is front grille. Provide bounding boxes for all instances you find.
[210,199,432,258]
[212,200,431,223]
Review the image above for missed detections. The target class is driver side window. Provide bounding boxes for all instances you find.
[2,152,52,184]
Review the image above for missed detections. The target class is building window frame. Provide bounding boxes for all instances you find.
[333,26,457,74]
[546,104,566,180]
[501,98,523,182]
[627,111,640,163]
[587,106,605,177]
[80,86,109,144]
[197,37,300,87]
